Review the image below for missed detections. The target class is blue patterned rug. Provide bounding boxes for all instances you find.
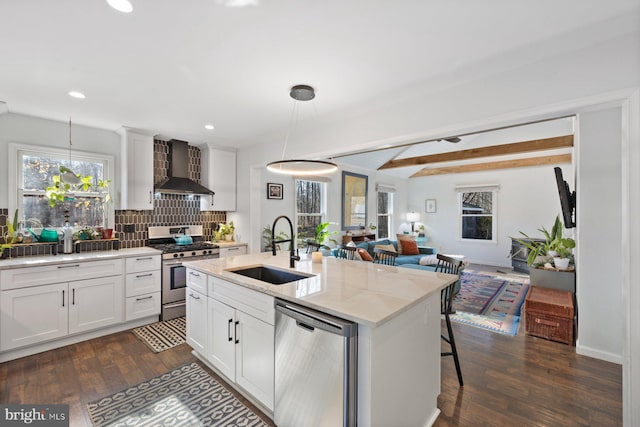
[450,271,529,336]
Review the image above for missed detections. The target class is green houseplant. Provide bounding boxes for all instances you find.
[262,226,290,252]
[218,221,235,241]
[314,222,339,249]
[512,215,575,269]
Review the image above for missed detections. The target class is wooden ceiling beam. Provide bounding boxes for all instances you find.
[410,154,572,178]
[378,134,573,170]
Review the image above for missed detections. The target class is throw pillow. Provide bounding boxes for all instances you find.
[398,238,419,255]
[396,234,418,255]
[374,243,397,253]
[419,255,439,265]
[357,248,373,262]
[346,240,356,247]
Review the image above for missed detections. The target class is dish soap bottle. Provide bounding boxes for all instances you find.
[63,213,73,254]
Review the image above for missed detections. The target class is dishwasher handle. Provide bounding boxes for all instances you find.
[275,300,356,337]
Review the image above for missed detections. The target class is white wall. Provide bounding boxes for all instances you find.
[0,113,121,209]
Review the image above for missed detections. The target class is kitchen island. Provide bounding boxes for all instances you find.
[184,251,457,427]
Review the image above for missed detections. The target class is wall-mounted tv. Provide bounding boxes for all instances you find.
[554,167,576,228]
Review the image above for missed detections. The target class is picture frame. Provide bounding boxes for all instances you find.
[425,199,437,213]
[267,183,283,200]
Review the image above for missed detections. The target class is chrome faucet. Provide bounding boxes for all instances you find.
[271,215,300,268]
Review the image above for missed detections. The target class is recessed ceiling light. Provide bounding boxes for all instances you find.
[68,91,86,99]
[106,0,133,13]
[205,124,215,130]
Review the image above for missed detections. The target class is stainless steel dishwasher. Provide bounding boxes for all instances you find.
[275,299,357,427]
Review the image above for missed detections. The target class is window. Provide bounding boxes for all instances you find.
[16,145,113,228]
[458,187,497,242]
[376,191,393,239]
[295,179,326,244]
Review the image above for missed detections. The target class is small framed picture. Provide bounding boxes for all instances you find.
[267,183,283,200]
[425,199,437,213]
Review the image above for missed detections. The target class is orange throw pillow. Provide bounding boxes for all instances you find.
[398,238,419,255]
[358,248,373,262]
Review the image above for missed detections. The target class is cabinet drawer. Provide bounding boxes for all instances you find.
[126,270,161,297]
[125,255,161,274]
[220,246,247,257]
[1,259,124,291]
[186,268,207,295]
[125,292,161,321]
[209,276,274,325]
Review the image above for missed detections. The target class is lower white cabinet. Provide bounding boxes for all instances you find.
[186,287,208,354]
[208,298,236,380]
[0,275,123,351]
[219,245,247,258]
[125,255,161,321]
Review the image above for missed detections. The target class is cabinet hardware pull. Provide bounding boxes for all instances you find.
[136,273,153,278]
[136,257,153,261]
[189,293,200,300]
[136,296,153,301]
[234,320,240,344]
[58,264,80,269]
[72,288,75,305]
[228,318,233,342]
[228,247,239,251]
[149,190,152,205]
[189,271,200,277]
[62,290,65,307]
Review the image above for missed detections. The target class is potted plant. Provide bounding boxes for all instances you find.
[96,179,113,239]
[314,222,339,249]
[262,226,290,252]
[1,243,12,259]
[417,224,426,238]
[218,221,235,241]
[4,209,21,244]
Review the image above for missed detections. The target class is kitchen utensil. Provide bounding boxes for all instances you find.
[174,234,193,245]
[39,228,59,242]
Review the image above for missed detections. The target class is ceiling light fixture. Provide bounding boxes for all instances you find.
[266,84,338,176]
[205,124,215,130]
[106,0,133,13]
[68,91,86,99]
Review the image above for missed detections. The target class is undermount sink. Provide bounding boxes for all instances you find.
[228,266,314,285]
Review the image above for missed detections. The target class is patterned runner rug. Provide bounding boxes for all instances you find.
[450,271,530,336]
[87,362,269,427]
[132,316,186,353]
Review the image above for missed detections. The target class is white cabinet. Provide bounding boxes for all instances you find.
[125,255,161,321]
[199,275,274,410]
[219,245,247,258]
[68,275,123,334]
[201,145,237,211]
[186,288,207,355]
[120,128,154,210]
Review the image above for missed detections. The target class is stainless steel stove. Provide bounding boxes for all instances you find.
[148,225,220,320]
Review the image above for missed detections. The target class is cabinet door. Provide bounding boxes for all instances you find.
[207,298,236,381]
[186,288,207,354]
[68,276,124,334]
[0,283,68,351]
[121,130,154,210]
[201,147,236,211]
[235,311,275,410]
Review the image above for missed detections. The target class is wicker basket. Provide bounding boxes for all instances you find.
[524,286,574,345]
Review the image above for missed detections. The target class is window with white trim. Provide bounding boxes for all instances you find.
[17,146,112,228]
[458,186,498,242]
[376,190,393,239]
[295,179,327,244]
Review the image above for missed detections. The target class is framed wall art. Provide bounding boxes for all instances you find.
[425,199,437,213]
[267,183,283,200]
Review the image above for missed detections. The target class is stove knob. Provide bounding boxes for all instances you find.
[208,250,212,254]
[192,252,197,256]
[179,253,185,257]
[173,253,178,258]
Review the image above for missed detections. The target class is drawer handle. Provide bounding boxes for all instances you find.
[58,264,80,269]
[72,288,75,305]
[228,247,239,251]
[228,318,233,342]
[536,318,560,327]
[149,190,152,205]
[136,273,153,278]
[189,293,200,300]
[62,290,65,307]
[234,320,240,344]
[136,257,153,261]
[136,296,153,301]
[189,271,201,277]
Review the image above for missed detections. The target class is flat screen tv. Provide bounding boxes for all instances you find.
[554,167,576,228]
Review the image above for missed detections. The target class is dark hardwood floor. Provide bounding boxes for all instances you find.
[0,320,621,426]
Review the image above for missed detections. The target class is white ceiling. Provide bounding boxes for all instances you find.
[1,1,638,149]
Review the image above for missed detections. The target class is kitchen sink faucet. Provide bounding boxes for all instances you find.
[271,215,300,268]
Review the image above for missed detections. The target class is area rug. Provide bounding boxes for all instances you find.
[87,362,270,427]
[450,271,530,336]
[132,316,186,353]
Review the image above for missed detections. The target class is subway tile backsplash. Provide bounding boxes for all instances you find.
[1,138,227,258]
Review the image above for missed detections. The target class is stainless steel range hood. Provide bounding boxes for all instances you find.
[154,139,215,195]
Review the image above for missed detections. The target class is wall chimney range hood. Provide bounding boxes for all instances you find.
[154,139,215,196]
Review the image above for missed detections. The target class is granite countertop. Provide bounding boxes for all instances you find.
[0,247,162,270]
[214,241,248,248]
[184,251,457,327]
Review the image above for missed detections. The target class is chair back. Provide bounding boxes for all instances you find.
[335,246,357,260]
[305,240,322,254]
[373,247,398,266]
[435,254,464,315]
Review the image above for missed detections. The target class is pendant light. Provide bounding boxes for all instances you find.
[60,118,81,184]
[266,85,338,175]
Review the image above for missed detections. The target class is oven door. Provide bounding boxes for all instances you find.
[162,259,187,305]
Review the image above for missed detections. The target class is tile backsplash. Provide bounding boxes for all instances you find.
[1,138,228,257]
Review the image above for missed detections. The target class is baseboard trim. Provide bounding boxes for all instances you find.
[424,408,441,427]
[576,342,623,365]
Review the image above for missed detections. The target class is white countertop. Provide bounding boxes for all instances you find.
[0,247,162,270]
[214,241,248,248]
[184,251,457,327]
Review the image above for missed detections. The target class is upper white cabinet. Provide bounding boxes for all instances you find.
[201,145,236,211]
[119,128,154,210]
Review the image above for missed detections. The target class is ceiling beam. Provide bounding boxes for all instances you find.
[410,154,572,178]
[378,134,573,170]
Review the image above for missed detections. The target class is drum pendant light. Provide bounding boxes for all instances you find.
[266,85,338,175]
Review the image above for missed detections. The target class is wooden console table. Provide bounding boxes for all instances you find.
[342,233,376,245]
